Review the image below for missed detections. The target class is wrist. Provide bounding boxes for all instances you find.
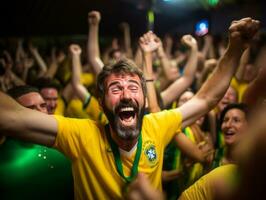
[145,78,154,82]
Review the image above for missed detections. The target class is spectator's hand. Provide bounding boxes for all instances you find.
[119,22,130,31]
[139,31,161,53]
[228,18,260,51]
[28,43,38,53]
[125,173,164,200]
[24,58,34,69]
[3,50,13,70]
[181,34,198,50]
[111,38,119,49]
[88,11,101,25]
[198,140,214,165]
[69,44,82,56]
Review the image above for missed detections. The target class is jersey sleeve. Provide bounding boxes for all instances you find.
[53,115,96,160]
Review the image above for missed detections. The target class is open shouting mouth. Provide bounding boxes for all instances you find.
[117,106,138,127]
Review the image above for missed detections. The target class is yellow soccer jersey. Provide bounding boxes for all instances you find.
[81,73,94,87]
[180,164,238,200]
[53,109,182,200]
[65,98,90,119]
[83,95,108,125]
[230,77,248,103]
[54,96,66,116]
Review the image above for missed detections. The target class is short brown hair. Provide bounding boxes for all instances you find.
[96,58,147,100]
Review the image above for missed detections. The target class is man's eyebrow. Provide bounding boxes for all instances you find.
[108,79,140,88]
[128,79,141,86]
[107,81,121,89]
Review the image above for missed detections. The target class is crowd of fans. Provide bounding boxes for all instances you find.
[0,10,266,200]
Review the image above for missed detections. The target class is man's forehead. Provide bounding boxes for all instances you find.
[105,73,141,85]
[41,88,58,95]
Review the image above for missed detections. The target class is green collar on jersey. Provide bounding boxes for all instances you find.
[104,124,142,183]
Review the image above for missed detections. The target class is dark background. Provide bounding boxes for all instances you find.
[0,0,265,38]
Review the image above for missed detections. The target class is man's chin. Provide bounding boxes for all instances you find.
[116,122,139,140]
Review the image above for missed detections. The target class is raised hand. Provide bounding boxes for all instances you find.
[69,44,82,56]
[24,58,34,69]
[139,31,161,53]
[228,17,260,51]
[119,22,129,31]
[88,11,101,25]
[181,34,198,50]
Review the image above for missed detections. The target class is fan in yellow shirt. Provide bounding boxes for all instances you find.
[54,109,182,199]
[179,164,238,200]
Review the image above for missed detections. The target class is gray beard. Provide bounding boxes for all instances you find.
[116,122,139,140]
[103,105,144,141]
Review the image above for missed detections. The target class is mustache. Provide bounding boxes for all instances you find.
[114,99,139,113]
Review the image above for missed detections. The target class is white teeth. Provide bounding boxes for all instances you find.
[225,130,234,135]
[120,107,134,112]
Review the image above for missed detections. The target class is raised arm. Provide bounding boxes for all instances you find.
[0,91,57,146]
[87,10,104,76]
[161,35,198,107]
[157,36,179,82]
[120,22,133,58]
[45,47,65,78]
[70,44,90,103]
[179,18,260,128]
[139,31,162,113]
[235,47,250,81]
[243,65,266,107]
[29,44,48,77]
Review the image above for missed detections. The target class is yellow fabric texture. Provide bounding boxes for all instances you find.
[54,96,65,116]
[80,73,94,87]
[230,77,248,103]
[53,109,182,200]
[65,98,90,119]
[181,164,237,200]
[83,95,108,125]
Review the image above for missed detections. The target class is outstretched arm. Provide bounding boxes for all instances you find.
[179,18,260,128]
[0,91,57,146]
[161,35,198,107]
[87,10,104,76]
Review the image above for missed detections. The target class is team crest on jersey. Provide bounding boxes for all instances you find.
[143,140,158,166]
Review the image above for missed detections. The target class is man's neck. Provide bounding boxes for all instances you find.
[110,128,138,152]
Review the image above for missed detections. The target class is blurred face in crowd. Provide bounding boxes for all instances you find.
[103,73,145,140]
[218,86,237,113]
[221,108,248,147]
[178,90,194,107]
[17,92,48,114]
[40,88,58,114]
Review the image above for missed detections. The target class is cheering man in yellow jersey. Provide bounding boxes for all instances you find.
[0,18,259,199]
